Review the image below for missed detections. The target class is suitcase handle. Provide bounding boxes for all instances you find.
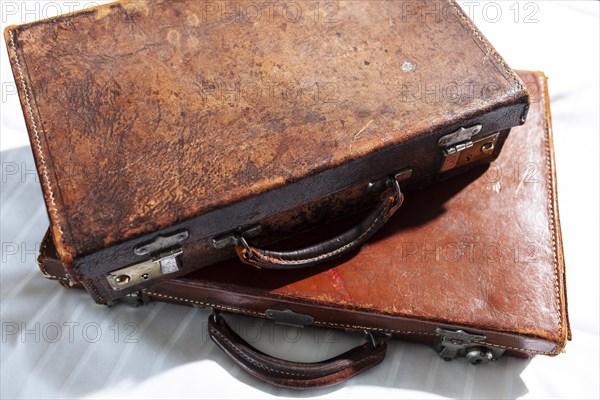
[208,311,387,389]
[234,174,406,269]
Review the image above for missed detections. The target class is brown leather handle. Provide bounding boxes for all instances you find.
[208,312,387,389]
[234,176,405,269]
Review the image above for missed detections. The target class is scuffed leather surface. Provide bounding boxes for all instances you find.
[5,0,528,269]
[39,71,568,356]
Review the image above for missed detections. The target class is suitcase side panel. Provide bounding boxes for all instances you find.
[37,236,559,357]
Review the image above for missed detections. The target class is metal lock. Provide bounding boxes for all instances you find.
[434,328,504,364]
[439,124,500,172]
[106,230,189,291]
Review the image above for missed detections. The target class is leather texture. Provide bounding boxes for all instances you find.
[6,0,528,301]
[209,312,386,389]
[236,180,404,268]
[38,72,570,364]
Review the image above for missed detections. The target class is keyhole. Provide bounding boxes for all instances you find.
[115,275,130,285]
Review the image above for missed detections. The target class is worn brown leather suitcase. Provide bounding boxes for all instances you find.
[6,0,529,303]
[39,71,567,389]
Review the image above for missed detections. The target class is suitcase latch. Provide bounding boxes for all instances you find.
[439,125,499,172]
[106,230,188,291]
[434,328,505,364]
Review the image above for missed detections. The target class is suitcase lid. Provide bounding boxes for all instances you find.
[5,0,529,262]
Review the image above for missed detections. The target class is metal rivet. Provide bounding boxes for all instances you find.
[141,273,149,280]
[481,142,494,154]
[466,347,493,365]
[115,275,131,285]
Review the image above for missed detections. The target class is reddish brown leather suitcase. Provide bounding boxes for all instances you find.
[39,71,568,389]
[6,0,529,303]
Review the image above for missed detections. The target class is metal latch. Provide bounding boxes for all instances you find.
[439,125,499,172]
[212,225,262,249]
[434,328,505,365]
[106,230,189,291]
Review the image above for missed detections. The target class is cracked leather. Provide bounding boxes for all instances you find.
[7,0,528,301]
[39,72,569,363]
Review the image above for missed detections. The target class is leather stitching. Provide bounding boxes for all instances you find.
[316,321,550,355]
[41,274,71,283]
[145,291,265,317]
[8,30,67,250]
[446,0,521,90]
[539,75,565,355]
[247,192,399,266]
[210,326,381,379]
[145,291,553,356]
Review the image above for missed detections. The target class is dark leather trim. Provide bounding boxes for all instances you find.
[208,313,387,389]
[236,183,403,269]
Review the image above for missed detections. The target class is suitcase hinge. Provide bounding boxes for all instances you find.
[106,230,189,291]
[438,125,500,172]
[434,328,505,364]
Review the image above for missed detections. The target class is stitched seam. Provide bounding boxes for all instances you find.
[252,193,398,266]
[315,323,550,355]
[446,0,521,89]
[41,272,71,282]
[211,328,381,379]
[474,341,547,355]
[145,292,553,355]
[540,76,564,355]
[213,329,379,379]
[8,30,66,245]
[213,328,311,377]
[313,320,438,336]
[144,292,265,317]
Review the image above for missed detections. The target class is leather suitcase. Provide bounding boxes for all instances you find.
[39,71,568,389]
[6,0,529,303]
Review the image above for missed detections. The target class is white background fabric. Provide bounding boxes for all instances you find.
[1,1,598,398]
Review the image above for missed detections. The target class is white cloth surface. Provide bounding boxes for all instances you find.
[0,1,598,399]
